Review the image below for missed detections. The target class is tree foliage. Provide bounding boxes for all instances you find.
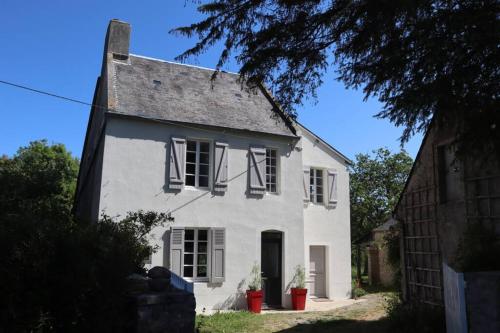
[350,148,413,242]
[0,141,169,331]
[173,0,499,153]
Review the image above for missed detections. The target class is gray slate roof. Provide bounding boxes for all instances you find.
[373,217,397,232]
[109,55,295,137]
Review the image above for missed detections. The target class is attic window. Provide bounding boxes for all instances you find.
[153,80,162,90]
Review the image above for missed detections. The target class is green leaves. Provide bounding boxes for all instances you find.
[174,0,500,154]
[350,148,413,242]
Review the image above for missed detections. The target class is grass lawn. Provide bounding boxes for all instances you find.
[196,292,392,333]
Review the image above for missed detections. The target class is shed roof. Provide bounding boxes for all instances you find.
[108,54,296,137]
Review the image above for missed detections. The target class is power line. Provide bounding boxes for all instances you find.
[0,78,297,141]
[0,79,110,111]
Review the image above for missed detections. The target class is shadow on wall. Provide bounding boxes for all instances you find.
[212,279,247,311]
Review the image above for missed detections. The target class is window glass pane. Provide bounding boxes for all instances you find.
[185,229,194,240]
[200,142,210,153]
[199,164,209,176]
[317,195,323,203]
[183,266,193,278]
[199,176,209,187]
[186,163,195,175]
[199,153,209,164]
[198,254,207,265]
[270,184,276,193]
[184,241,194,253]
[271,149,277,158]
[185,175,195,186]
[187,141,196,152]
[198,242,207,253]
[184,253,193,265]
[198,230,208,241]
[186,152,196,163]
[197,266,207,277]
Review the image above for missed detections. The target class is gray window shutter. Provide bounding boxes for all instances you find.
[214,142,228,192]
[169,227,185,276]
[210,228,225,283]
[303,167,310,202]
[169,137,186,190]
[249,147,266,194]
[327,169,338,207]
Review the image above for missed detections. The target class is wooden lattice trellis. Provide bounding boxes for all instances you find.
[465,174,500,232]
[401,186,443,306]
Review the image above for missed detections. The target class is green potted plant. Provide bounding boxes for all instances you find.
[246,262,263,313]
[291,265,307,310]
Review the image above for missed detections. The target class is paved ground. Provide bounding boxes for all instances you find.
[262,297,366,314]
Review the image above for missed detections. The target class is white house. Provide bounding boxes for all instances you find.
[75,20,352,312]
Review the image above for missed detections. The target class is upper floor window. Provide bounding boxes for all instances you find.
[185,140,210,188]
[310,168,323,203]
[266,148,278,193]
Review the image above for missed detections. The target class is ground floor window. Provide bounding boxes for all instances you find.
[183,228,209,280]
[170,227,225,283]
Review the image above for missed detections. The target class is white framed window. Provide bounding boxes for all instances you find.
[310,168,324,204]
[183,228,209,281]
[265,148,278,193]
[185,140,210,188]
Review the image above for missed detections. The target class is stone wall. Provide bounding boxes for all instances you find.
[132,290,196,333]
[128,267,196,333]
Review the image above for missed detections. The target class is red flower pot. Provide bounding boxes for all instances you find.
[291,288,307,310]
[246,290,263,313]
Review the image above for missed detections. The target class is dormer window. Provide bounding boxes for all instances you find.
[185,140,210,188]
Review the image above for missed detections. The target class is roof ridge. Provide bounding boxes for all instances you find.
[129,53,240,76]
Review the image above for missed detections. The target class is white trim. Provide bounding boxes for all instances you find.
[295,123,352,165]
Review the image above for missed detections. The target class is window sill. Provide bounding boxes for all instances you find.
[184,186,211,192]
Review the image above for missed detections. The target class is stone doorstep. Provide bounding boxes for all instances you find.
[261,298,365,314]
[200,298,365,315]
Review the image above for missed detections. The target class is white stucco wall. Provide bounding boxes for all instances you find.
[299,128,352,299]
[98,117,305,311]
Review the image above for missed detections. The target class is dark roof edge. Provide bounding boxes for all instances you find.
[393,118,435,216]
[73,76,102,213]
[106,111,299,140]
[257,83,297,136]
[295,121,353,165]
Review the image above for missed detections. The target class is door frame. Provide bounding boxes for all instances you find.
[260,230,284,308]
[308,244,330,299]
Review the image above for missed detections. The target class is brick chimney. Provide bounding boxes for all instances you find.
[103,19,130,60]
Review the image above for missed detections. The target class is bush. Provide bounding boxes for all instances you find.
[0,141,170,331]
[351,280,367,298]
[385,293,445,333]
[0,211,168,332]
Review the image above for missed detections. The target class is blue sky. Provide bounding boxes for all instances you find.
[0,0,422,160]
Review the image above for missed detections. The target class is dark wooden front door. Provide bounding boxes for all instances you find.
[261,231,282,308]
